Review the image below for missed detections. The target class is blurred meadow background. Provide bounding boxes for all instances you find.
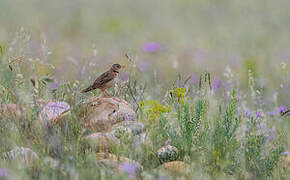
[0,0,289,179]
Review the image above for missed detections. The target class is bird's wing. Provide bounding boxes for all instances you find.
[92,70,115,88]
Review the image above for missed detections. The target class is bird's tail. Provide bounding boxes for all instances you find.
[81,86,94,93]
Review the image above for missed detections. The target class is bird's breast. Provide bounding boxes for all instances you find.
[104,79,115,89]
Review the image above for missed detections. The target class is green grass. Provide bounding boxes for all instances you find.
[0,48,289,179]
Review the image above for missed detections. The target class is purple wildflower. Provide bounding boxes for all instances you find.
[0,168,8,178]
[257,123,266,130]
[256,112,262,118]
[267,106,286,116]
[267,128,276,142]
[188,76,199,85]
[246,110,253,118]
[212,79,221,91]
[142,42,162,53]
[137,61,151,72]
[119,72,130,81]
[267,111,278,116]
[267,106,288,116]
[119,162,138,179]
[281,151,290,155]
[159,176,168,180]
[279,106,286,112]
[49,82,60,91]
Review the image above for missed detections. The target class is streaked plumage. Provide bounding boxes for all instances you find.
[82,64,123,97]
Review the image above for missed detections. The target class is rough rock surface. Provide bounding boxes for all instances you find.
[85,121,147,152]
[112,121,145,136]
[95,152,143,173]
[85,132,120,152]
[0,104,21,116]
[157,161,188,175]
[39,101,70,124]
[0,99,58,118]
[83,97,145,152]
[83,97,136,132]
[0,104,31,117]
[157,145,179,163]
[2,147,39,167]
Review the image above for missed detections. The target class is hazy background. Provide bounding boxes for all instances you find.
[0,0,289,105]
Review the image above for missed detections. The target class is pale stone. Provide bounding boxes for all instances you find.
[95,152,143,173]
[39,101,70,124]
[85,133,119,152]
[83,97,136,132]
[2,147,39,167]
[157,161,189,175]
[112,121,145,136]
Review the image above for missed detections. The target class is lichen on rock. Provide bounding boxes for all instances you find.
[39,101,70,123]
[2,147,39,167]
[157,145,179,163]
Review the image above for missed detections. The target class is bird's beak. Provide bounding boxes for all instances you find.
[121,65,126,69]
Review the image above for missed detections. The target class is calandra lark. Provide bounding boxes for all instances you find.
[82,64,124,97]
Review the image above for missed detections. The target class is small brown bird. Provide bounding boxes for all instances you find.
[82,64,124,97]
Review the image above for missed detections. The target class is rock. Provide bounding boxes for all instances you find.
[286,156,290,168]
[281,154,290,168]
[0,168,8,178]
[0,100,57,118]
[157,161,188,175]
[83,97,136,132]
[0,104,27,117]
[95,153,143,174]
[39,101,70,124]
[86,121,147,152]
[2,147,39,167]
[85,133,119,152]
[0,104,18,116]
[111,121,146,145]
[83,97,143,152]
[111,121,147,149]
[112,121,145,136]
[111,126,133,140]
[157,145,179,163]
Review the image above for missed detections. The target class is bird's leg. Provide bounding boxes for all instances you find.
[101,89,112,98]
[104,91,111,97]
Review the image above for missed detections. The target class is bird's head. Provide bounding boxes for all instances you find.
[111,63,125,73]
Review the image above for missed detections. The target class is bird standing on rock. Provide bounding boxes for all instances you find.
[82,64,124,97]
